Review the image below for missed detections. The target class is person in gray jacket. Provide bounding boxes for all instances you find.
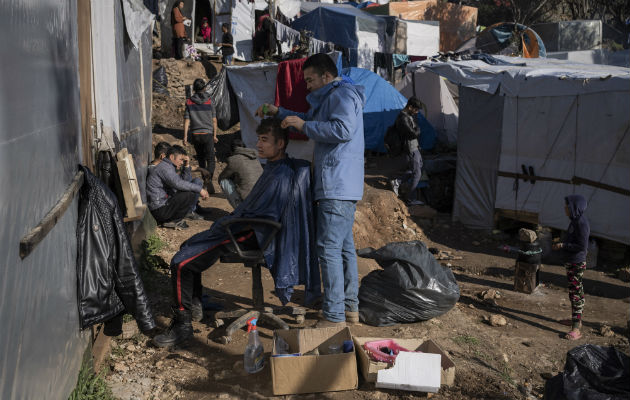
[147,145,209,227]
[218,139,263,209]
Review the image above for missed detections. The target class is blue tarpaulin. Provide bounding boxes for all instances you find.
[342,67,436,152]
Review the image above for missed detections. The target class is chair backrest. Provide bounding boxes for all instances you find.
[219,217,282,262]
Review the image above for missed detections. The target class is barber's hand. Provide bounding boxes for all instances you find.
[281,116,305,131]
[200,189,209,199]
[255,103,278,118]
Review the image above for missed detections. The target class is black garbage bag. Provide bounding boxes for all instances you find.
[357,241,460,326]
[205,68,239,131]
[544,345,630,400]
[152,66,169,95]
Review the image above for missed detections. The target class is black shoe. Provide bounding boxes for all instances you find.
[185,212,204,221]
[161,221,179,229]
[191,297,203,322]
[153,309,193,348]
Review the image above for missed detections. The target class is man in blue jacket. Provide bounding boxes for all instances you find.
[257,54,366,327]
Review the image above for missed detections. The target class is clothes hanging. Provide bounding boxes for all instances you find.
[274,58,310,140]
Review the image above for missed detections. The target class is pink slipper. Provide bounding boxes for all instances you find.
[565,330,582,340]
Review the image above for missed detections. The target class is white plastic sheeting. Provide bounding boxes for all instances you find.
[121,0,154,49]
[226,64,315,162]
[397,65,458,146]
[231,0,255,61]
[0,1,89,399]
[404,20,439,56]
[422,57,630,244]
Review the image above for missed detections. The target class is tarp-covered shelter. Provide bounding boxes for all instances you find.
[532,20,602,52]
[419,56,630,244]
[223,62,436,159]
[365,0,477,52]
[397,64,459,146]
[457,22,546,58]
[1,0,154,398]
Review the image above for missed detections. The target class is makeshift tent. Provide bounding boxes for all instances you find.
[1,0,154,398]
[532,20,602,52]
[419,56,630,244]
[225,62,436,158]
[291,6,390,69]
[160,0,255,61]
[456,23,546,58]
[396,63,459,146]
[547,49,630,68]
[365,0,477,52]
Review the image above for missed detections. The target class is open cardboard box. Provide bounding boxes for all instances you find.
[270,327,358,395]
[353,337,455,386]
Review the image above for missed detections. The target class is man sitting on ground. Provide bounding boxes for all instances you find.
[150,141,171,169]
[147,145,209,228]
[218,138,263,209]
[153,119,321,347]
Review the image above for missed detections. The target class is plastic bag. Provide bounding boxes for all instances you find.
[357,241,460,326]
[544,344,630,400]
[205,68,239,131]
[152,66,169,95]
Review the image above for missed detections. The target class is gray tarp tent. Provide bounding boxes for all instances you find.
[419,56,630,245]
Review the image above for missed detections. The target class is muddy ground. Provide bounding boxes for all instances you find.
[103,60,630,400]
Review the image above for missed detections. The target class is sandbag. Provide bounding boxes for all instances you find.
[544,345,630,400]
[357,241,460,326]
[152,66,169,95]
[205,68,239,131]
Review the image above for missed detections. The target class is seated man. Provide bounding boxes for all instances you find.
[218,138,263,209]
[147,145,209,228]
[153,119,321,347]
[149,141,171,169]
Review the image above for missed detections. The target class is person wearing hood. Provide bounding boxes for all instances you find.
[184,78,218,193]
[552,194,590,341]
[218,138,263,209]
[257,53,366,327]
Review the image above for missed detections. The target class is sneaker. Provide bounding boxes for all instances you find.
[314,318,346,329]
[345,311,360,324]
[161,221,179,229]
[175,220,189,229]
[389,179,400,196]
[185,211,204,221]
[406,199,425,206]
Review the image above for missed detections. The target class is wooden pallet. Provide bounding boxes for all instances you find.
[116,148,146,222]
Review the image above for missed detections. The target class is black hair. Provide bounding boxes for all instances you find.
[256,118,288,149]
[406,96,423,110]
[193,78,206,92]
[154,141,171,159]
[231,138,245,152]
[172,1,183,10]
[303,53,338,77]
[222,22,230,30]
[167,144,187,157]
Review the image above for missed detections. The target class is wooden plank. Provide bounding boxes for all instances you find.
[91,324,111,373]
[20,170,85,259]
[123,204,147,223]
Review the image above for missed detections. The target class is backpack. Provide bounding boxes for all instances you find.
[384,124,403,156]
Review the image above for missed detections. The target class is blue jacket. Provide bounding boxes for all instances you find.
[278,78,366,201]
[563,194,590,264]
[146,159,202,210]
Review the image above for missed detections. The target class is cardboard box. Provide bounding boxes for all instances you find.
[353,337,455,387]
[271,327,358,395]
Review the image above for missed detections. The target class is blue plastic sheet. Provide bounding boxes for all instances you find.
[342,67,436,152]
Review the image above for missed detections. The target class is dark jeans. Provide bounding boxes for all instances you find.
[150,191,198,224]
[191,133,215,177]
[398,149,423,201]
[171,232,257,311]
[173,37,185,59]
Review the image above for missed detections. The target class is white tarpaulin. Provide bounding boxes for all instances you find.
[232,0,255,61]
[226,63,315,162]
[404,20,439,56]
[421,56,630,244]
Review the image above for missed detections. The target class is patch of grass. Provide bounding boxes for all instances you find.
[474,349,491,362]
[499,361,515,386]
[68,361,115,400]
[140,234,168,271]
[110,344,126,358]
[452,334,480,346]
[122,313,134,323]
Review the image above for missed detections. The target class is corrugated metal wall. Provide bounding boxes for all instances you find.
[0,1,89,399]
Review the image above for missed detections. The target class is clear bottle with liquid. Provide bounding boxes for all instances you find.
[244,317,265,373]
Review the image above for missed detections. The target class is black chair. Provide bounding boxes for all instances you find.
[212,218,306,344]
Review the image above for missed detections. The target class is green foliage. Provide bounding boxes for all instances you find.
[500,361,516,386]
[452,334,480,346]
[140,234,168,270]
[68,362,115,400]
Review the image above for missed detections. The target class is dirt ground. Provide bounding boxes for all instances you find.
[104,60,630,400]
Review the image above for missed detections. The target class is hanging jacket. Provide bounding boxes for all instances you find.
[277,78,366,201]
[76,166,156,332]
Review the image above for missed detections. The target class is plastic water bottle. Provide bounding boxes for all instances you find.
[244,317,265,373]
